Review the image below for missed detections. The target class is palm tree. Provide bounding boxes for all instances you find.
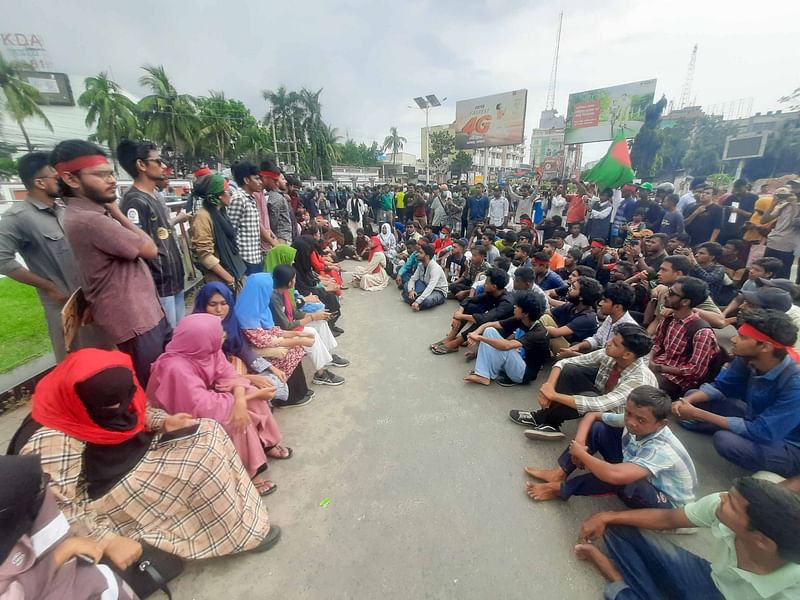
[0,54,52,151]
[238,123,273,162]
[196,90,237,163]
[78,72,139,173]
[262,86,302,150]
[382,126,407,165]
[137,64,199,156]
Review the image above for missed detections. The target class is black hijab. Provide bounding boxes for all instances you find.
[0,454,46,562]
[291,235,321,295]
[203,196,246,283]
[75,367,153,499]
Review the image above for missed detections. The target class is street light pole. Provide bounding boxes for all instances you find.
[425,105,430,185]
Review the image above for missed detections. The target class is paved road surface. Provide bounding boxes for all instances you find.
[0,260,744,599]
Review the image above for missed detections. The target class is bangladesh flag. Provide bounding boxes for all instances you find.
[582,132,635,190]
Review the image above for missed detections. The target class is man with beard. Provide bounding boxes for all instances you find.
[118,140,186,328]
[0,152,109,360]
[56,140,167,386]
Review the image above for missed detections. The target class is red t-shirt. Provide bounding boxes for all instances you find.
[566,195,586,224]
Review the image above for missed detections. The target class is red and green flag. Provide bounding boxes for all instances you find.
[582,132,635,190]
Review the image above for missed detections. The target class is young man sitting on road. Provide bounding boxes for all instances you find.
[462,290,549,387]
[525,385,697,508]
[673,308,800,478]
[510,323,657,440]
[574,476,800,600]
[649,276,720,399]
[540,276,603,356]
[403,244,448,312]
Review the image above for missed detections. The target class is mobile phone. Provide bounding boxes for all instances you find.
[159,423,200,444]
[76,553,96,565]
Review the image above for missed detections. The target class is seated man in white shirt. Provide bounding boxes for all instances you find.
[403,243,448,312]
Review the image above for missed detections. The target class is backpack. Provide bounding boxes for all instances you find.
[681,318,731,381]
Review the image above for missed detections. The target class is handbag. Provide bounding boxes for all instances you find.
[103,542,184,599]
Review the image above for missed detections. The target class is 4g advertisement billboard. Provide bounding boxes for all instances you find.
[454,89,527,150]
[564,79,656,145]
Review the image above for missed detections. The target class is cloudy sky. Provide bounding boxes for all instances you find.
[4,0,798,162]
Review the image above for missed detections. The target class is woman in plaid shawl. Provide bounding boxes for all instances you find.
[14,348,275,560]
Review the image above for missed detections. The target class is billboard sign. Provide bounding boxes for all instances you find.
[1,32,54,71]
[564,79,656,144]
[18,71,75,106]
[455,89,527,150]
[723,133,768,160]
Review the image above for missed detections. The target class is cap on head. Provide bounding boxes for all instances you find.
[741,287,793,312]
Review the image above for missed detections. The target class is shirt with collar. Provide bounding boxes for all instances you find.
[700,355,800,447]
[684,492,800,599]
[585,311,638,351]
[227,187,263,264]
[0,196,83,303]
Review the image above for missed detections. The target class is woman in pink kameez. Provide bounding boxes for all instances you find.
[147,313,292,496]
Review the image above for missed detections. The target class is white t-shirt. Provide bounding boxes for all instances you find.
[548,195,567,219]
[488,197,509,226]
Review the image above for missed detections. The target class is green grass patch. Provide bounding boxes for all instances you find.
[0,278,50,373]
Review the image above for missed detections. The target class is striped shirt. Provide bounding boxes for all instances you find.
[602,413,698,506]
[227,187,263,264]
[557,349,658,414]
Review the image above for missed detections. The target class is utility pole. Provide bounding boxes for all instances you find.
[425,104,430,185]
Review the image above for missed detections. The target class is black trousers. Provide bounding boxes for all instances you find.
[287,363,309,401]
[116,317,171,388]
[656,372,684,400]
[532,363,599,427]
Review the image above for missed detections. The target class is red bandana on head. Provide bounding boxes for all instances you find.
[32,349,146,444]
[54,155,108,177]
[738,323,800,363]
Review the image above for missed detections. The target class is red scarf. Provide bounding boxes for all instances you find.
[368,235,383,273]
[32,349,146,445]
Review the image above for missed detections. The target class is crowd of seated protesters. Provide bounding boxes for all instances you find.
[6,141,800,600]
[397,178,800,597]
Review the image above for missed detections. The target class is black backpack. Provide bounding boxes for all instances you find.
[681,318,731,381]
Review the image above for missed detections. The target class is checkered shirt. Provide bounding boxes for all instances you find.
[227,187,263,264]
[651,313,718,391]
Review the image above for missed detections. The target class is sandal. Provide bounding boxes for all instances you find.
[431,343,458,355]
[267,446,293,460]
[464,351,477,361]
[253,479,278,496]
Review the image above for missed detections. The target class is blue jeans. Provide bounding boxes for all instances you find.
[602,525,722,599]
[557,422,674,508]
[678,395,800,477]
[474,327,526,382]
[402,280,446,310]
[159,291,185,329]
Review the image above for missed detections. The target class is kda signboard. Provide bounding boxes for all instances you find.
[1,33,53,71]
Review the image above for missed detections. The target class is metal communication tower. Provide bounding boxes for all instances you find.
[545,12,563,111]
[679,44,698,109]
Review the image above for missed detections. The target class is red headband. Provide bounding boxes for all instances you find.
[260,170,280,180]
[738,323,800,362]
[54,155,108,175]
[591,240,606,249]
[193,166,211,177]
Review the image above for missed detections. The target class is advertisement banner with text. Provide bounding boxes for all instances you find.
[564,79,656,145]
[455,89,527,150]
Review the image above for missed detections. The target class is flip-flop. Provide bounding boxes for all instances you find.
[431,344,458,355]
[267,446,293,460]
[464,351,477,361]
[254,480,278,496]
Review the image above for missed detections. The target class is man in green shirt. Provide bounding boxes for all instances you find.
[575,476,800,599]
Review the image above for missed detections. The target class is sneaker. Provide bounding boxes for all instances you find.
[326,354,350,368]
[496,373,518,387]
[509,410,538,427]
[524,425,565,441]
[312,370,345,386]
[273,392,313,408]
[250,525,281,553]
[330,325,345,336]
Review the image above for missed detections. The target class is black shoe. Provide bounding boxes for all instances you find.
[496,373,518,387]
[330,325,345,336]
[327,354,350,368]
[273,392,313,408]
[251,525,282,553]
[524,425,565,441]
[312,370,345,386]
[509,410,538,427]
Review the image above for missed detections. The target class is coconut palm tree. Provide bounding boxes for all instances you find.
[78,72,139,173]
[382,126,406,165]
[137,64,199,156]
[196,90,238,163]
[0,54,52,151]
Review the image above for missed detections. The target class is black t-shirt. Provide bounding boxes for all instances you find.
[684,203,723,245]
[445,254,466,283]
[120,187,185,296]
[551,303,598,342]
[721,192,758,238]
[498,318,549,382]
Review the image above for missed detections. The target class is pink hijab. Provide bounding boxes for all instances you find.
[147,313,251,422]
